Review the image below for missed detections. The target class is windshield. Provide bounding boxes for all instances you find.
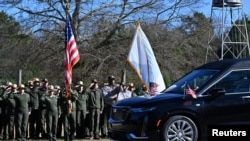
[164,70,219,94]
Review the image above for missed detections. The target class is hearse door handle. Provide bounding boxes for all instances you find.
[241,96,250,100]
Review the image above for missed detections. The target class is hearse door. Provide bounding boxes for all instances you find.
[203,70,250,125]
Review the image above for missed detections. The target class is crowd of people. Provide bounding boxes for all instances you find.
[0,75,150,141]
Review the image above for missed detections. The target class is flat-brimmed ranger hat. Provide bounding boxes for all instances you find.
[75,81,84,87]
[108,75,115,80]
[42,78,48,83]
[18,84,26,89]
[12,84,18,89]
[54,85,61,90]
[48,85,55,91]
[6,82,13,87]
[33,77,40,82]
[128,82,134,87]
[92,79,98,83]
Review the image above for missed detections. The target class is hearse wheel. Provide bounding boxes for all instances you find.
[162,115,198,141]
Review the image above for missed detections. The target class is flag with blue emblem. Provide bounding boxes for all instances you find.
[127,22,165,94]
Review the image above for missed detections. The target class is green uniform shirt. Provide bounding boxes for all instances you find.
[76,90,88,111]
[14,93,30,113]
[30,86,40,110]
[38,87,48,109]
[45,95,61,115]
[6,93,16,114]
[86,88,104,111]
[60,90,79,113]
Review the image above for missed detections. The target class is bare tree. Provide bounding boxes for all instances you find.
[0,0,209,85]
[0,0,204,47]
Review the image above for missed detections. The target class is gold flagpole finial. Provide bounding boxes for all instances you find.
[136,21,140,27]
[63,0,71,17]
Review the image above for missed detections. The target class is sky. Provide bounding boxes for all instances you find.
[200,0,250,17]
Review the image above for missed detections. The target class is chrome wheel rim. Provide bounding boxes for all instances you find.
[166,120,194,141]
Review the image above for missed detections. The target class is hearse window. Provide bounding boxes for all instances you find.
[213,70,250,94]
[165,70,218,94]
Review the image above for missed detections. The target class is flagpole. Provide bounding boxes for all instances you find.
[136,21,140,28]
[63,0,71,19]
[64,1,80,97]
[136,21,151,92]
[64,0,71,96]
[122,21,142,85]
[64,0,73,113]
[121,62,127,85]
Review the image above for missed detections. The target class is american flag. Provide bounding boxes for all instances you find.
[185,84,197,99]
[149,82,159,94]
[65,16,80,97]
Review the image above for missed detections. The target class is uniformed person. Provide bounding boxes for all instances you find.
[86,79,104,140]
[75,81,89,139]
[0,82,8,139]
[142,84,150,96]
[0,82,13,140]
[29,78,41,139]
[45,85,61,141]
[54,86,64,139]
[14,84,31,141]
[38,78,49,139]
[5,83,18,140]
[101,75,120,138]
[127,82,137,97]
[60,88,78,141]
[0,83,7,139]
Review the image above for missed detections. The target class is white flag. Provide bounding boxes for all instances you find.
[127,23,166,93]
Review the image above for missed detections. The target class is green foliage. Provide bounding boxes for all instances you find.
[162,72,173,87]
[0,11,20,36]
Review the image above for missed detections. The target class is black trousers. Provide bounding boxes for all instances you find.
[63,111,76,141]
[99,106,108,137]
[76,110,89,138]
[15,112,29,141]
[46,112,58,141]
[39,108,47,138]
[89,108,101,137]
[29,109,40,138]
[8,114,15,139]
